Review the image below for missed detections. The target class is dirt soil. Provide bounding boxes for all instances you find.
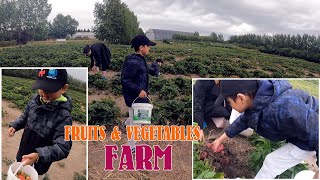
[200,120,319,178]
[2,100,86,180]
[200,121,256,178]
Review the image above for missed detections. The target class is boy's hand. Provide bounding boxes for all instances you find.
[212,133,229,152]
[212,139,222,152]
[92,66,99,73]
[139,90,147,98]
[8,127,16,137]
[22,153,39,166]
[199,129,205,141]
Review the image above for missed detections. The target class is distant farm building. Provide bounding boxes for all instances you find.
[71,32,95,39]
[146,29,194,41]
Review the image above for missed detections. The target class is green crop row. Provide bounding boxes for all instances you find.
[2,76,86,123]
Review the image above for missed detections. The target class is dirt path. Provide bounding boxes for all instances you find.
[89,70,119,80]
[2,100,86,180]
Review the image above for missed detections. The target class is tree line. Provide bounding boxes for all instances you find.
[0,0,79,44]
[229,34,320,63]
[173,32,224,42]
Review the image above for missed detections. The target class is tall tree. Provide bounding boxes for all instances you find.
[0,0,51,41]
[217,34,224,42]
[210,32,218,41]
[16,0,52,40]
[50,14,79,38]
[93,0,141,44]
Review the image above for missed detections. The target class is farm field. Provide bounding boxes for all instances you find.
[0,40,319,78]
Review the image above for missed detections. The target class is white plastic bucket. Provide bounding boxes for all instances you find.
[131,97,153,124]
[230,109,253,137]
[294,170,315,179]
[7,162,38,180]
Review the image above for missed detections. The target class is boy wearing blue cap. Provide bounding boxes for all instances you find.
[121,34,156,152]
[212,80,319,179]
[8,69,73,179]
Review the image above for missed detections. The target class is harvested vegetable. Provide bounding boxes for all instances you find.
[16,170,32,180]
[199,151,208,160]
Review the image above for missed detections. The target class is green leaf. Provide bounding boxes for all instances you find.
[213,173,225,179]
[253,152,261,161]
[196,169,210,179]
[203,171,216,179]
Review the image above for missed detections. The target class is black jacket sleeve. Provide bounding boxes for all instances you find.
[90,56,94,68]
[9,103,30,131]
[225,114,249,138]
[193,81,208,129]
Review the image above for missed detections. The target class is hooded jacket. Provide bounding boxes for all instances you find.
[89,43,111,68]
[226,80,319,153]
[121,53,149,107]
[9,94,73,175]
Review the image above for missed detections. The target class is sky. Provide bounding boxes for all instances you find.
[67,69,87,82]
[48,0,320,36]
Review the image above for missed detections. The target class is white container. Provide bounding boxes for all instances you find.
[294,170,315,179]
[7,162,38,180]
[131,97,153,124]
[230,109,254,137]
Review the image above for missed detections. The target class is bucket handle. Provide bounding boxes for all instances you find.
[132,96,153,106]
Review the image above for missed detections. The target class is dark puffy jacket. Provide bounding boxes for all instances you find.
[121,53,149,107]
[90,43,111,68]
[10,94,73,175]
[226,80,319,154]
[193,80,231,129]
[148,61,160,77]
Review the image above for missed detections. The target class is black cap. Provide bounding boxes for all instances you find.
[214,80,258,106]
[131,34,156,48]
[83,45,91,54]
[32,69,68,92]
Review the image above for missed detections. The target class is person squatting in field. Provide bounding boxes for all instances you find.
[212,80,319,179]
[148,58,163,77]
[83,43,111,78]
[193,80,231,141]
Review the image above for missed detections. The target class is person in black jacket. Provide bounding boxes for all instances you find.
[212,80,319,179]
[148,58,163,77]
[121,34,156,151]
[8,69,72,179]
[83,43,111,78]
[193,80,231,141]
